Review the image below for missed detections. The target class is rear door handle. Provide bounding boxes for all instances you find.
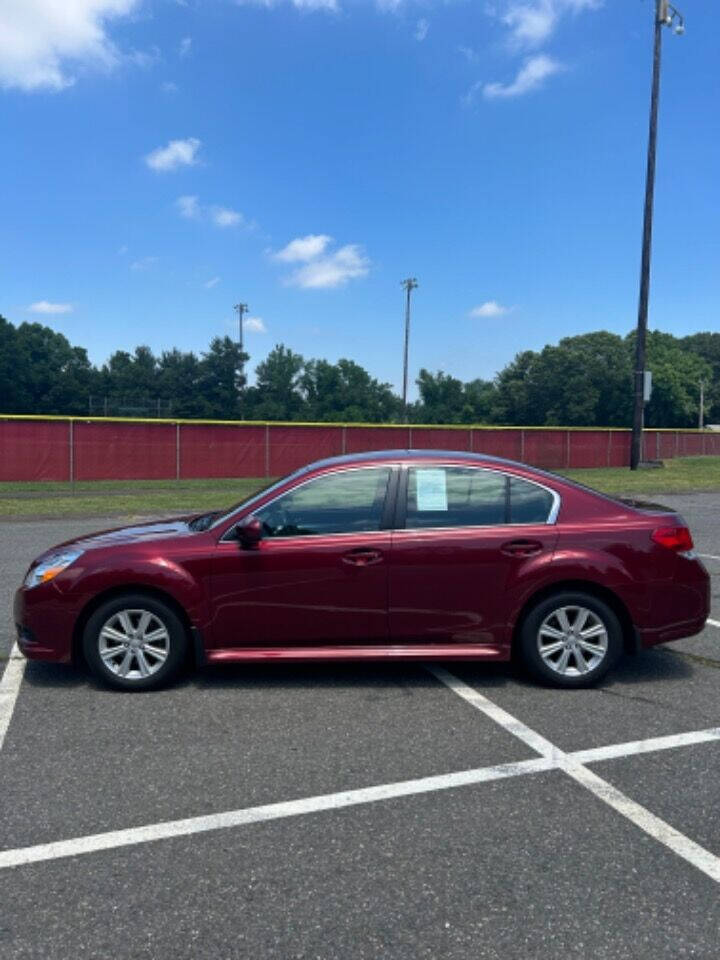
[501,539,543,557]
[341,548,384,567]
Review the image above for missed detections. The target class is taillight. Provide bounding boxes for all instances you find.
[651,526,694,552]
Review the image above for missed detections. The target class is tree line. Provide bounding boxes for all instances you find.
[0,314,716,427]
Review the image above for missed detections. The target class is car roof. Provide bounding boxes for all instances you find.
[306,449,546,474]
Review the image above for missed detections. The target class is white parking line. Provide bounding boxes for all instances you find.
[0,644,25,754]
[706,618,720,629]
[698,554,720,561]
[572,727,720,765]
[1,705,720,871]
[429,668,720,885]
[0,757,557,870]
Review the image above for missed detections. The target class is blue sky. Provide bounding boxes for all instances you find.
[1,0,718,396]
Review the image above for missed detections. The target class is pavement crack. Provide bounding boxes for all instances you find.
[598,688,666,708]
[671,651,720,670]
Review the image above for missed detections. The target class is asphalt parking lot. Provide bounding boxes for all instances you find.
[2,494,720,959]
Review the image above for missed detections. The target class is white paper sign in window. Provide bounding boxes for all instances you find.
[415,468,448,511]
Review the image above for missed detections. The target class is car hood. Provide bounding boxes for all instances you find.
[51,518,196,554]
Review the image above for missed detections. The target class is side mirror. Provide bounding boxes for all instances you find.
[234,515,263,549]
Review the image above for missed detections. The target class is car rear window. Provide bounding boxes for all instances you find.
[509,476,555,524]
[406,467,555,529]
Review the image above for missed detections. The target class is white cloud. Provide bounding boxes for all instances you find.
[175,194,201,219]
[211,206,243,228]
[130,256,158,271]
[470,300,510,318]
[273,234,332,263]
[145,137,201,172]
[272,234,369,288]
[176,196,245,228]
[500,0,601,49]
[502,2,557,47]
[178,36,192,57]
[288,244,370,289]
[27,300,73,315]
[458,45,478,63]
[161,80,178,93]
[0,0,140,91]
[414,18,429,41]
[204,276,221,289]
[117,244,128,255]
[126,45,160,70]
[483,54,563,99]
[244,317,267,333]
[237,0,338,10]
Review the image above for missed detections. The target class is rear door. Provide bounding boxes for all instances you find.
[389,465,559,647]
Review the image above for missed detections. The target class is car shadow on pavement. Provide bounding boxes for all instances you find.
[191,660,450,692]
[441,648,694,693]
[20,659,90,689]
[18,648,694,693]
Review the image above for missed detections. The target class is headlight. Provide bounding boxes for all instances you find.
[24,549,84,589]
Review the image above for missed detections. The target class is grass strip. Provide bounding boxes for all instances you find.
[0,456,719,519]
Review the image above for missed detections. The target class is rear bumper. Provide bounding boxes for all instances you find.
[13,586,75,662]
[638,614,708,648]
[635,561,710,649]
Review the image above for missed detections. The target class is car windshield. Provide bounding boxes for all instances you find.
[206,468,308,530]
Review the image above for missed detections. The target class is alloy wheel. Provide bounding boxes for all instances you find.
[98,608,170,680]
[536,605,609,677]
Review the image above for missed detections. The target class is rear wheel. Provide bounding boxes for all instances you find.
[83,594,188,691]
[518,591,622,688]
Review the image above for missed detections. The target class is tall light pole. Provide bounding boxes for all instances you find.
[401,278,418,422]
[630,0,685,469]
[699,379,705,430]
[233,302,248,353]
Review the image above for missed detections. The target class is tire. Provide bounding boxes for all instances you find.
[83,593,188,691]
[518,591,623,688]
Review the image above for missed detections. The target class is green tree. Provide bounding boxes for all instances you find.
[641,331,712,428]
[490,333,632,427]
[244,345,306,420]
[681,332,720,423]
[11,321,98,414]
[302,358,400,422]
[197,337,249,419]
[0,316,23,412]
[157,349,208,418]
[413,370,469,423]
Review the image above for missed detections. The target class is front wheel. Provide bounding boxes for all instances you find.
[83,594,188,691]
[518,591,623,688]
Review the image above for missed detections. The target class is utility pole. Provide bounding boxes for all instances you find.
[401,278,418,422]
[233,303,248,353]
[630,0,685,469]
[699,379,705,430]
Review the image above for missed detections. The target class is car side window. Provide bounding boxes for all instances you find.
[406,467,506,529]
[405,467,555,529]
[254,467,391,538]
[509,476,554,524]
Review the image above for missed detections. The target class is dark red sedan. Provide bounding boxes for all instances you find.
[14,450,709,690]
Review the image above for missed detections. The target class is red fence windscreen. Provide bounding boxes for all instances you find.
[0,420,70,482]
[0,418,717,483]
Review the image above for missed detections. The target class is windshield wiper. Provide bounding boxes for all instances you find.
[188,511,221,532]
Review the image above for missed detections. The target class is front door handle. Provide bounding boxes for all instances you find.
[500,539,543,557]
[341,548,384,567]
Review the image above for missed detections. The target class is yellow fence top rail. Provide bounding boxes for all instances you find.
[0,413,715,433]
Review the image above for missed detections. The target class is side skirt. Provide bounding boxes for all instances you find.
[206,644,508,664]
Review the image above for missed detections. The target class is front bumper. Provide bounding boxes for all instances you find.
[13,585,75,662]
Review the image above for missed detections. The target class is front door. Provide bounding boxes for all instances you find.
[389,465,559,648]
[209,466,395,648]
